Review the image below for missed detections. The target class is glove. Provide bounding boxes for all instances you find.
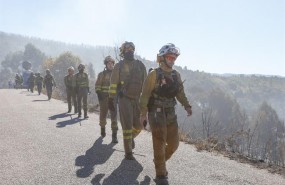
[185,105,192,116]
[108,98,115,111]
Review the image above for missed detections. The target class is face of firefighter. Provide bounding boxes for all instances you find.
[68,69,74,75]
[164,54,177,68]
[106,61,114,71]
[123,47,135,60]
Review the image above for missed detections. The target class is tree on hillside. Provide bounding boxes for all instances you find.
[46,52,82,92]
[1,51,24,72]
[0,67,13,88]
[252,102,285,165]
[23,43,46,71]
[87,62,95,79]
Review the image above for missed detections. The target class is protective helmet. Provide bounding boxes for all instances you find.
[46,69,50,74]
[119,41,135,57]
[78,64,85,70]
[68,66,75,72]
[158,43,180,57]
[104,56,115,65]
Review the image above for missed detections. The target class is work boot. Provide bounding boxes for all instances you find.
[101,128,106,138]
[132,138,135,149]
[112,132,118,143]
[154,176,169,185]
[125,152,135,160]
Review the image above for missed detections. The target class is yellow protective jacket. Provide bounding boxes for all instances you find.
[95,69,112,94]
[139,62,190,116]
[74,72,89,88]
[109,59,147,99]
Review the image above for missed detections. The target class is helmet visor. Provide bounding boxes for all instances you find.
[168,47,180,56]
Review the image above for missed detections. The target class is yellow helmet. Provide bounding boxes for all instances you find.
[119,41,135,57]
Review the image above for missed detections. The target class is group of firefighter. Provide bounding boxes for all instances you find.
[15,70,56,100]
[57,41,192,185]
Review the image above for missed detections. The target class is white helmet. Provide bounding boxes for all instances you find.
[158,43,180,57]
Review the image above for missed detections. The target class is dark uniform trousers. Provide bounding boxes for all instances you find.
[66,87,77,112]
[37,83,42,95]
[77,87,88,115]
[46,85,53,100]
[118,96,143,154]
[99,97,118,131]
[148,107,179,177]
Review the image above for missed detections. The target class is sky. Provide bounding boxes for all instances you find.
[0,0,284,76]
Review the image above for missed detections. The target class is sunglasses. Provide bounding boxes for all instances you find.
[165,55,177,62]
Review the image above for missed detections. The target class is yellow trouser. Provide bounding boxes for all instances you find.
[118,96,142,153]
[148,107,179,176]
[99,97,118,131]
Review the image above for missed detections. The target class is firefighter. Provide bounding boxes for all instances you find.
[28,72,35,93]
[43,69,56,100]
[64,66,78,114]
[108,41,147,160]
[95,56,118,143]
[139,43,192,185]
[35,72,44,95]
[75,64,90,119]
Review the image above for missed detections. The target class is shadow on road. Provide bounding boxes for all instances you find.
[100,159,151,185]
[75,137,116,178]
[49,112,71,120]
[26,94,40,96]
[56,116,82,128]
[32,99,49,102]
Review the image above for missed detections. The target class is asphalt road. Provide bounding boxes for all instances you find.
[0,89,284,185]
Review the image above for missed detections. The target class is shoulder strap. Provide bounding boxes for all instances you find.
[155,68,164,82]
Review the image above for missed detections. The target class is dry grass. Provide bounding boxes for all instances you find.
[182,136,285,177]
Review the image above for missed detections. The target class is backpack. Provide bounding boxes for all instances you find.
[154,68,180,99]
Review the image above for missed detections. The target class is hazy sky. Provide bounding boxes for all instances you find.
[0,0,284,76]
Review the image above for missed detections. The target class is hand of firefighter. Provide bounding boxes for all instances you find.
[185,105,192,116]
[140,115,147,129]
[108,98,115,111]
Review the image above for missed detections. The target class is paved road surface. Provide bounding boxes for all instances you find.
[0,89,284,185]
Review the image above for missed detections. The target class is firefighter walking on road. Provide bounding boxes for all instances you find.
[35,72,44,95]
[75,64,90,119]
[43,69,56,100]
[95,56,118,143]
[139,43,192,185]
[108,41,147,160]
[64,66,78,114]
[28,72,35,93]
